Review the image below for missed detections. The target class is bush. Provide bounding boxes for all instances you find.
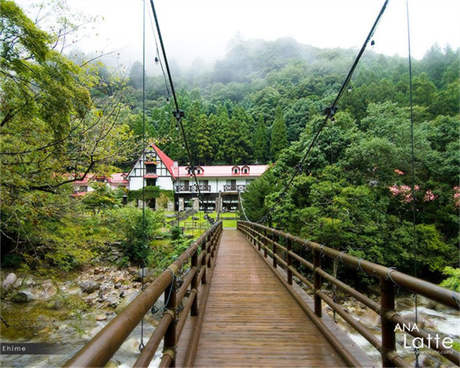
[170,226,182,240]
[107,207,163,266]
[440,267,460,292]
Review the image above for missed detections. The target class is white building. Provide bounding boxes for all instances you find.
[127,144,269,211]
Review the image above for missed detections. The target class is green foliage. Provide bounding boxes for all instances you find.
[1,2,139,271]
[170,226,182,240]
[270,106,288,160]
[440,267,460,292]
[82,183,120,213]
[108,207,163,266]
[128,186,161,203]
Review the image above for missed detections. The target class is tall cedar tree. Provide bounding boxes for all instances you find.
[253,115,269,162]
[270,106,288,160]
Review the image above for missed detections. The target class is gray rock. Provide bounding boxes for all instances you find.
[79,280,99,293]
[12,290,34,303]
[2,273,17,290]
[40,280,57,299]
[100,281,114,292]
[96,314,107,321]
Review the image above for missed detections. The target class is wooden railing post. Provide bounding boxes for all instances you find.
[380,277,396,367]
[272,232,277,268]
[191,250,198,316]
[201,235,207,285]
[257,229,261,251]
[207,233,212,267]
[287,238,293,285]
[313,249,322,318]
[163,277,177,366]
[263,229,268,258]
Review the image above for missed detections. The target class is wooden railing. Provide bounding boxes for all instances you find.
[64,221,223,368]
[237,221,460,368]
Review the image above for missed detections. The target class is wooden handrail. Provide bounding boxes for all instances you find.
[237,221,460,367]
[64,221,223,368]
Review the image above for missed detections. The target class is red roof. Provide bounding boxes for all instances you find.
[177,165,268,178]
[108,173,128,184]
[144,174,158,179]
[151,144,177,179]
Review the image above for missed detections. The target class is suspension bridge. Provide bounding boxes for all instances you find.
[62,0,460,367]
[64,221,459,367]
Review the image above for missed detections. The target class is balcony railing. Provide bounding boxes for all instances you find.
[223,184,246,192]
[175,184,211,192]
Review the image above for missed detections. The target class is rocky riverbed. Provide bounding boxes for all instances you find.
[0,267,163,367]
[324,294,460,367]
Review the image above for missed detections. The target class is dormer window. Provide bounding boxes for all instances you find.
[187,166,203,175]
[242,165,250,174]
[232,166,240,175]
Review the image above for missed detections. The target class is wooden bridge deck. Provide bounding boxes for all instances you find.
[190,229,346,367]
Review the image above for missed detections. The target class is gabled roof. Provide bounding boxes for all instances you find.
[151,144,177,179]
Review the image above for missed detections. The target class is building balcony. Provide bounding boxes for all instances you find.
[175,184,211,192]
[223,184,246,192]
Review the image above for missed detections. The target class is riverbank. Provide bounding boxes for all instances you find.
[0,266,163,367]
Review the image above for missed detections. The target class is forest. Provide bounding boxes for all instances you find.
[1,0,459,288]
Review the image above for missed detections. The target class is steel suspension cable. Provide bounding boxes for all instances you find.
[139,0,146,353]
[257,0,389,224]
[406,1,420,367]
[149,0,210,219]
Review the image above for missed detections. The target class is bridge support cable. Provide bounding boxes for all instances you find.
[148,0,211,222]
[256,0,389,224]
[139,0,147,353]
[405,1,420,367]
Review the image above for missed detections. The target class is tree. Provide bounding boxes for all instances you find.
[0,2,138,265]
[253,115,269,162]
[270,106,288,160]
[128,61,143,89]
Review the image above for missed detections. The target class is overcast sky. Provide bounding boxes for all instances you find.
[18,0,460,69]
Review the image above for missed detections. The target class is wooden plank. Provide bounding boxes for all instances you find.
[191,229,347,367]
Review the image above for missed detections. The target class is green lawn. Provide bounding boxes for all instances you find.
[222,219,237,228]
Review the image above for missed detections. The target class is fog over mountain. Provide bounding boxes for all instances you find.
[15,0,460,74]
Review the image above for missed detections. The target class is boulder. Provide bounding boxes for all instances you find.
[12,290,34,303]
[2,273,17,291]
[40,279,57,299]
[96,314,107,321]
[79,280,100,293]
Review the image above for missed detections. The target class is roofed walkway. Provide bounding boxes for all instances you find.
[192,229,346,367]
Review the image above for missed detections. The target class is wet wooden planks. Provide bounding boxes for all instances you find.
[192,229,346,367]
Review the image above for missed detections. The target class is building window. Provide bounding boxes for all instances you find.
[243,168,248,174]
[233,166,240,174]
[146,163,157,174]
[146,178,156,186]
